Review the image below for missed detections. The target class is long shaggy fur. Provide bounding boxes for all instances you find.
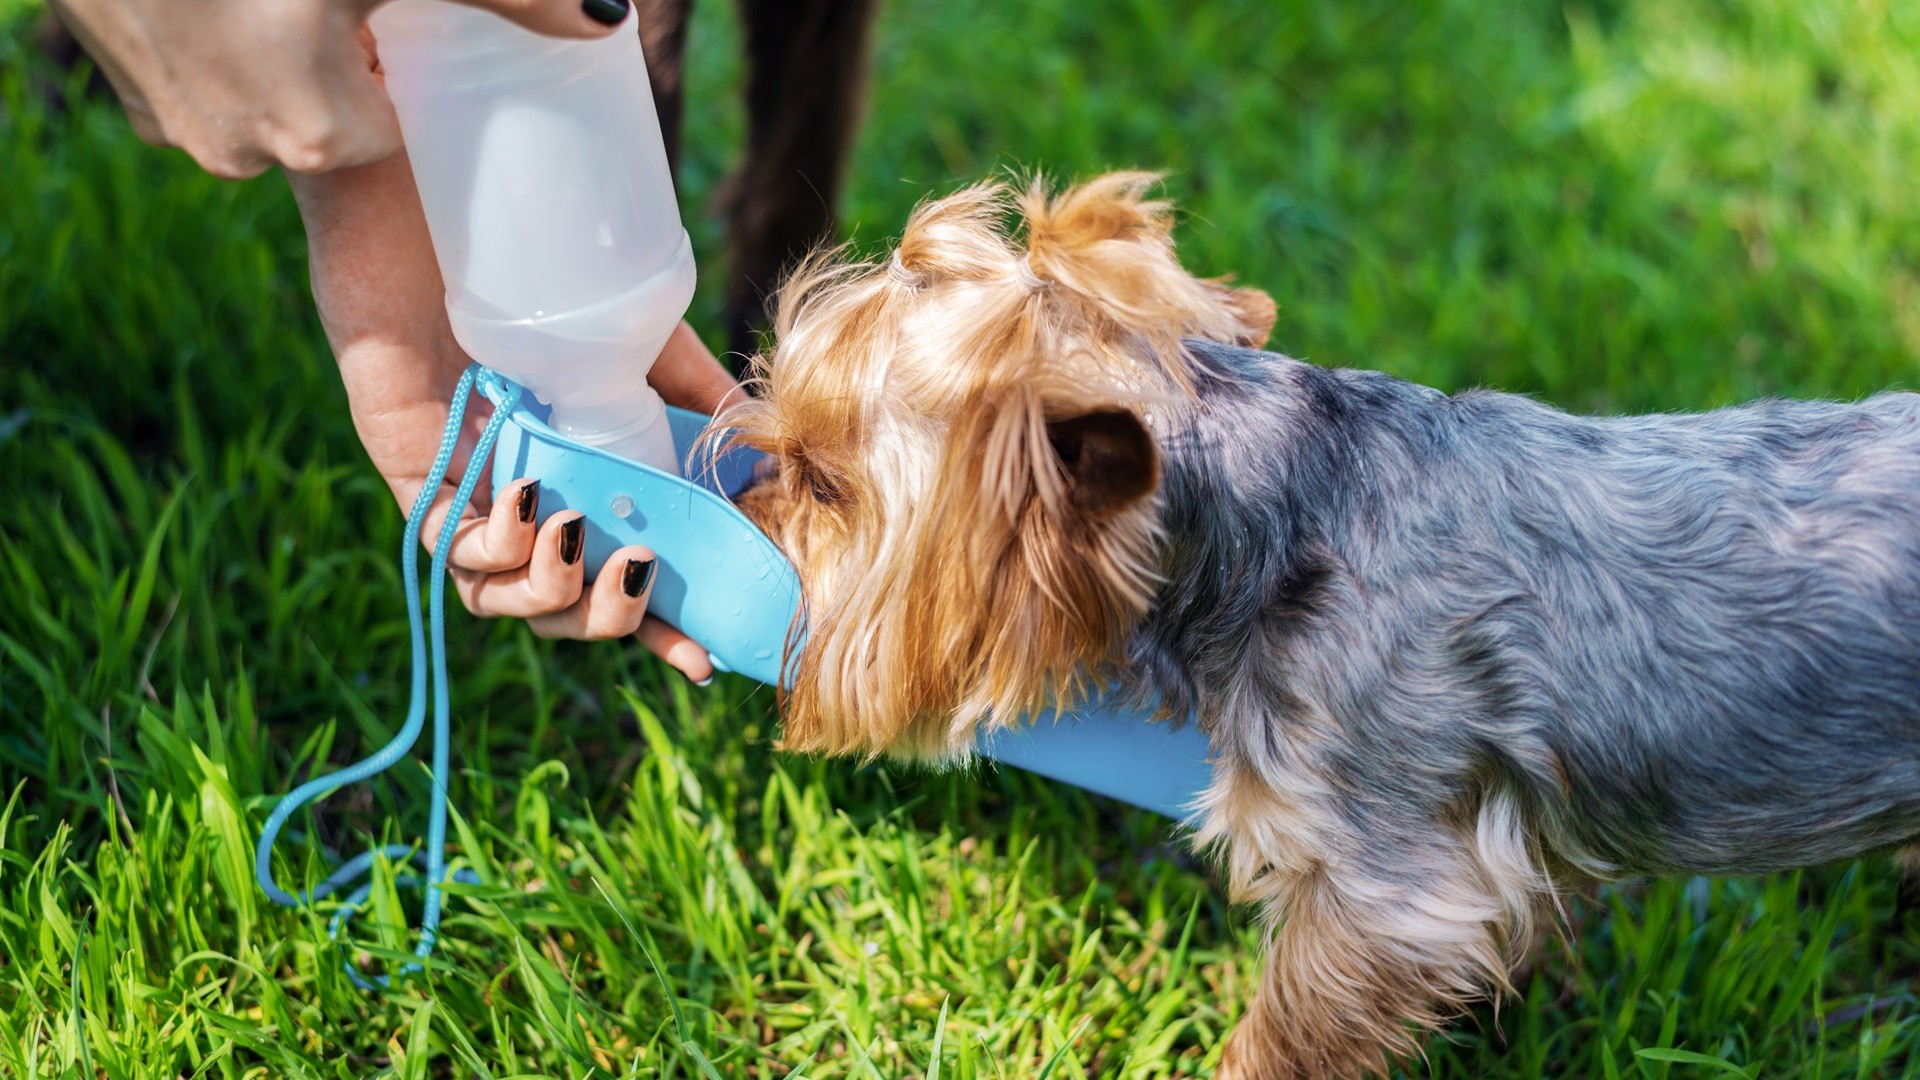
[720,172,1920,1077]
[724,172,1272,759]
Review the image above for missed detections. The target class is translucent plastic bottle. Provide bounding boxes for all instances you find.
[369,0,693,473]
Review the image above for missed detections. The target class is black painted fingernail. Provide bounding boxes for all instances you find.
[582,0,628,26]
[559,518,584,565]
[515,482,539,525]
[622,557,656,598]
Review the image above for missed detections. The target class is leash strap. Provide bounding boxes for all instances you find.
[253,363,521,989]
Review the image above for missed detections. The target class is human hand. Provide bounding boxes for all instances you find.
[290,151,733,683]
[46,0,633,179]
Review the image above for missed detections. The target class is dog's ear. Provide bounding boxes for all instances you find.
[1214,283,1277,348]
[1047,409,1158,517]
[1018,173,1283,362]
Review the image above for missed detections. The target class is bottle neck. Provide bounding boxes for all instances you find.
[549,385,680,475]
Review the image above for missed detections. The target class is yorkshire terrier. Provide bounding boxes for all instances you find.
[717,172,1920,1078]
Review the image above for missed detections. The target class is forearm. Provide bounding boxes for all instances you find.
[288,157,469,477]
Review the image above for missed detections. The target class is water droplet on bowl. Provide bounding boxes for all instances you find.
[610,494,635,518]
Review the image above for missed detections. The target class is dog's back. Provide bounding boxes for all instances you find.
[1151,340,1920,878]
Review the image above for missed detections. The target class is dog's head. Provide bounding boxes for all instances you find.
[719,172,1275,760]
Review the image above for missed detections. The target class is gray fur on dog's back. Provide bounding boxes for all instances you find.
[1137,339,1920,879]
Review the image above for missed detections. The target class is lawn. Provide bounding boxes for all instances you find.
[4,0,1920,1075]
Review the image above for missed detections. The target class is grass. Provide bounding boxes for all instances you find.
[5,0,1920,1074]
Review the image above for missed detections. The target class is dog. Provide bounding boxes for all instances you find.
[716,171,1920,1078]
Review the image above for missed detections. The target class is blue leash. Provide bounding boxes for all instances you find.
[254,364,521,989]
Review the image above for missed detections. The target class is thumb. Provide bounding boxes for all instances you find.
[444,0,632,39]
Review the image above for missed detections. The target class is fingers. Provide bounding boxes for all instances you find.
[637,615,715,685]
[401,455,716,679]
[526,546,657,640]
[442,501,716,682]
[437,0,632,40]
[481,538,715,684]
[432,478,540,574]
[451,509,587,618]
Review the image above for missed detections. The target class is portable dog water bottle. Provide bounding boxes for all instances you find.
[256,0,1213,990]
[370,0,692,472]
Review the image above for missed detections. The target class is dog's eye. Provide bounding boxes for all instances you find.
[805,467,846,506]
[789,450,848,507]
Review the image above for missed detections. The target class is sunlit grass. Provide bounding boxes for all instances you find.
[5,0,1920,1074]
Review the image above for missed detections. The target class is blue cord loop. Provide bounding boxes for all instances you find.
[254,364,522,989]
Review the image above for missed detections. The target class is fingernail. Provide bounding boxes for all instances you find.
[559,518,584,565]
[582,0,628,25]
[622,556,656,598]
[516,482,539,525]
[694,675,713,687]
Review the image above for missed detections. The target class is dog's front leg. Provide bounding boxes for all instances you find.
[1209,774,1544,1078]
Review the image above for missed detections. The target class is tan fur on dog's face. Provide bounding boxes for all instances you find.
[717,173,1275,760]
